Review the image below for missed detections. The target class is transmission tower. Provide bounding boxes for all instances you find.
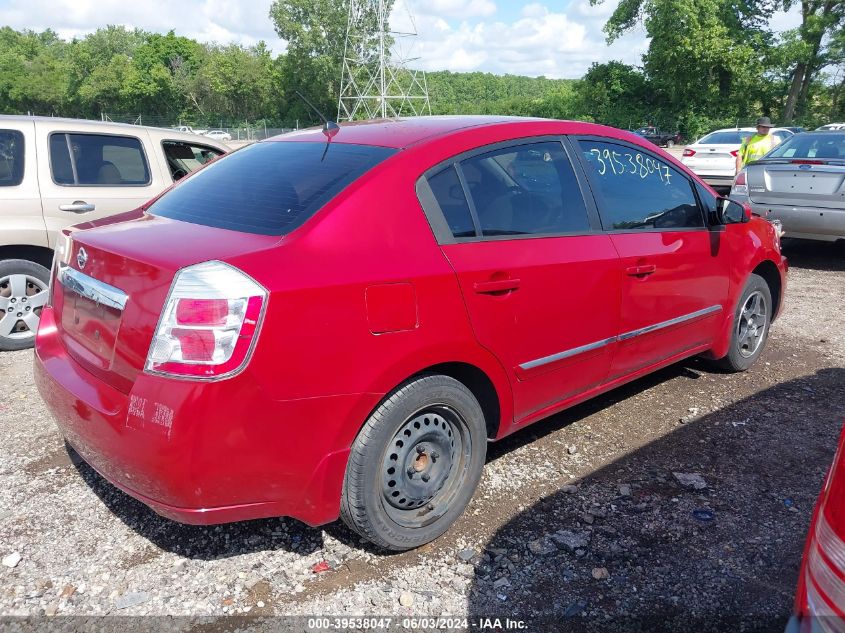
[338,0,431,121]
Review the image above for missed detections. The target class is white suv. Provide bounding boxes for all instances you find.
[0,116,228,350]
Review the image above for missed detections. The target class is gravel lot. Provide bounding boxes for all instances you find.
[1,239,843,631]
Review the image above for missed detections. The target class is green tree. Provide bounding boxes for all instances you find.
[780,0,845,122]
[269,0,394,123]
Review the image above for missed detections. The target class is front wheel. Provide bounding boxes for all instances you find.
[340,374,487,551]
[0,259,50,351]
[716,273,772,372]
[666,139,675,148]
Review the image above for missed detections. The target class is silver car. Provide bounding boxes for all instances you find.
[729,131,845,242]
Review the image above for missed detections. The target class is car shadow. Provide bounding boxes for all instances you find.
[465,368,845,632]
[782,239,845,272]
[67,359,707,561]
[67,448,325,561]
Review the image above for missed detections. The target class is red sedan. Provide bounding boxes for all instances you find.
[34,116,787,550]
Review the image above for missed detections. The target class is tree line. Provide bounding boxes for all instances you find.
[0,0,842,140]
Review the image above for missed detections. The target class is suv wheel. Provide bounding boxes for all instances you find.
[340,374,487,551]
[716,273,772,372]
[0,259,50,351]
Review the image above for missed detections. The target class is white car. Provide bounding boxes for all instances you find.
[204,130,232,142]
[680,127,794,188]
[816,123,845,131]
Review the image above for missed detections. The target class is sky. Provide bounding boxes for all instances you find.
[0,0,803,80]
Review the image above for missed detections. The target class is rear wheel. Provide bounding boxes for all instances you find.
[0,259,50,351]
[666,139,675,148]
[716,273,771,372]
[340,374,487,551]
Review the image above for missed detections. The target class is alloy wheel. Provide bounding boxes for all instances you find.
[0,274,48,341]
[736,290,768,358]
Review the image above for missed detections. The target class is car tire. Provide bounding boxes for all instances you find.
[0,259,50,352]
[340,374,487,551]
[666,139,675,148]
[715,273,772,372]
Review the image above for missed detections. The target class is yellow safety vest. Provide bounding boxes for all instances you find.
[739,133,776,167]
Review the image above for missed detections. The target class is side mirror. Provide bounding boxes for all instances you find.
[717,197,751,224]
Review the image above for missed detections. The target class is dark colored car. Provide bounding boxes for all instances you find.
[635,127,680,148]
[34,116,787,551]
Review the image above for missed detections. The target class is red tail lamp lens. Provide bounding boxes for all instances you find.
[176,299,229,325]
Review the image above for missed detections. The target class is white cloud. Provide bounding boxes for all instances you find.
[0,0,287,52]
[394,1,648,79]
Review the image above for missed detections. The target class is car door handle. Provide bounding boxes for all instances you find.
[59,201,96,213]
[626,264,657,276]
[473,278,521,294]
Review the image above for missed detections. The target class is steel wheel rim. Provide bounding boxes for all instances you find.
[380,404,472,529]
[0,274,48,340]
[736,290,768,358]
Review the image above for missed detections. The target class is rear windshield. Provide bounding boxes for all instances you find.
[767,133,845,160]
[0,129,24,186]
[149,141,397,235]
[697,131,753,145]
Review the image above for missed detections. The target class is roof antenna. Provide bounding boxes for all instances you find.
[295,91,340,140]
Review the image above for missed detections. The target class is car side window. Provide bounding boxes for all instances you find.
[49,133,150,186]
[427,165,476,238]
[458,141,590,237]
[162,141,225,181]
[578,139,703,231]
[0,130,24,186]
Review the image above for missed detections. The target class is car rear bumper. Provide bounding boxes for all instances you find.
[748,201,845,242]
[34,306,380,527]
[698,175,736,187]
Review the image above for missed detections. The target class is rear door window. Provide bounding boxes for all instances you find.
[49,133,150,186]
[162,141,225,181]
[149,141,396,236]
[578,139,703,231]
[458,141,590,237]
[0,130,24,186]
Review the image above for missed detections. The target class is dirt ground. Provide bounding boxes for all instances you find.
[0,238,843,632]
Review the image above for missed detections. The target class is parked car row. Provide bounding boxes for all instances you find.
[31,116,787,552]
[174,125,233,142]
[0,116,228,350]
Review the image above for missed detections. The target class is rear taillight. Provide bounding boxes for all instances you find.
[802,425,845,629]
[791,159,823,165]
[682,148,696,157]
[145,261,267,379]
[730,169,748,196]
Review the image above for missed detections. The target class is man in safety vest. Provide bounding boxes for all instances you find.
[735,117,780,174]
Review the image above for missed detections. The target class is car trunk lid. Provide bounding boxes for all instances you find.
[748,161,845,210]
[53,214,278,393]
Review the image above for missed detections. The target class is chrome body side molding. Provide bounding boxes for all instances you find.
[519,305,723,371]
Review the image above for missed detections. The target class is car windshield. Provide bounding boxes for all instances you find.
[697,131,752,145]
[149,141,397,235]
[766,133,845,160]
